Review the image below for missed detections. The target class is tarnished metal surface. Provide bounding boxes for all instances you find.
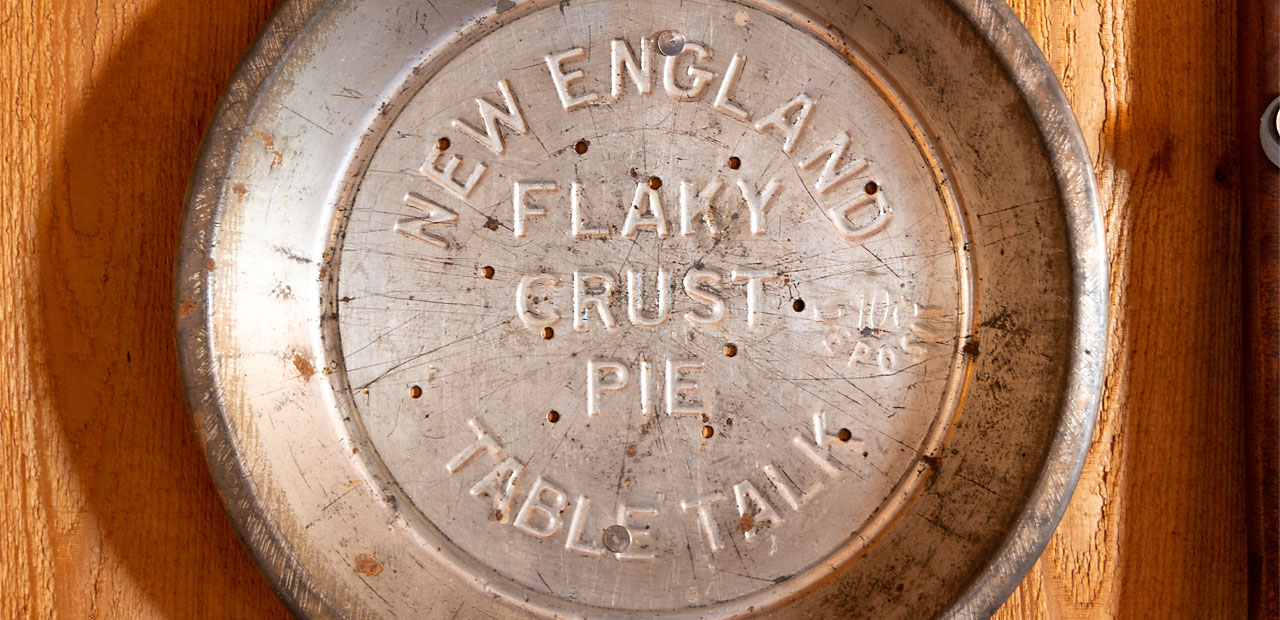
[175,1,1107,618]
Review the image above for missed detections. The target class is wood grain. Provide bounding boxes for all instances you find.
[997,0,1248,618]
[0,0,1247,618]
[1,1,291,618]
[1240,1,1280,618]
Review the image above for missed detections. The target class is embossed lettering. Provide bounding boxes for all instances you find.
[753,92,815,154]
[665,358,708,416]
[683,269,726,327]
[848,341,874,369]
[545,48,600,110]
[736,177,782,236]
[731,270,779,329]
[587,358,629,416]
[451,79,529,155]
[470,457,525,523]
[813,305,846,325]
[571,182,610,238]
[566,495,605,556]
[446,418,506,474]
[614,503,658,560]
[573,270,619,331]
[395,192,459,249]
[878,345,897,372]
[516,275,562,329]
[799,130,870,194]
[732,480,783,542]
[401,25,952,574]
[827,192,892,241]
[792,412,844,478]
[859,289,892,330]
[679,179,724,237]
[610,38,653,99]
[621,181,671,238]
[663,42,714,101]
[640,358,655,415]
[712,53,750,121]
[681,493,727,553]
[513,181,558,238]
[513,477,568,538]
[627,269,671,327]
[903,304,944,360]
[763,463,817,512]
[421,144,488,200]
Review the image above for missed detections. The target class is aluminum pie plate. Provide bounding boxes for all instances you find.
[175,0,1106,618]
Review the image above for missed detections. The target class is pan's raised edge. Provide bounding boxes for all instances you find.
[174,1,339,617]
[940,2,1109,618]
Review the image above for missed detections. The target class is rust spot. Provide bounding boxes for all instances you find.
[739,514,755,533]
[318,266,328,280]
[232,183,248,202]
[293,354,316,380]
[483,217,501,231]
[203,258,217,272]
[354,553,383,577]
[493,510,504,521]
[252,130,275,148]
[252,131,285,170]
[178,298,196,318]
[962,340,980,357]
[625,444,637,457]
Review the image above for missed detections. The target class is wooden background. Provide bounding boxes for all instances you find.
[0,0,1247,618]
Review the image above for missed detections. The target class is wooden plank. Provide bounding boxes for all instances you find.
[0,0,1246,618]
[997,0,1247,618]
[0,1,291,617]
[1239,0,1279,617]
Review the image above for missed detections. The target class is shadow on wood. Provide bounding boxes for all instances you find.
[29,0,291,616]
